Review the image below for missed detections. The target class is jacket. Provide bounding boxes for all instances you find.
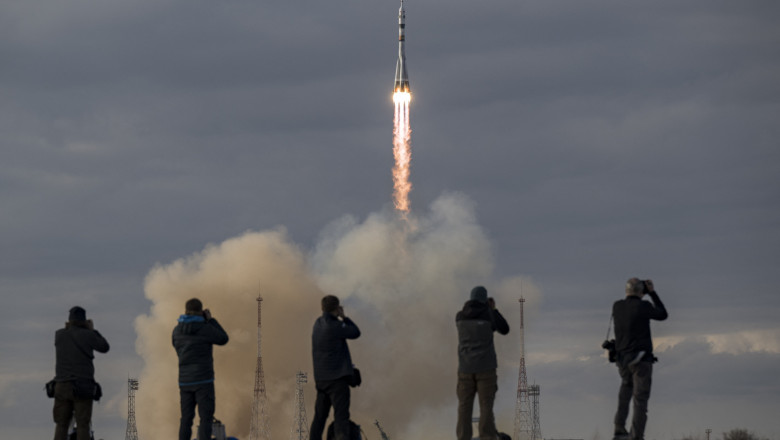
[456,300,510,374]
[55,324,110,382]
[172,315,229,386]
[312,313,361,382]
[613,291,668,356]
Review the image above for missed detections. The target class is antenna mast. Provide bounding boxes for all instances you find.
[249,295,271,440]
[125,378,139,440]
[530,384,542,440]
[514,297,533,440]
[289,371,309,440]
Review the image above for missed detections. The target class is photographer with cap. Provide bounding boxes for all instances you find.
[53,306,110,440]
[611,278,668,440]
[456,286,510,440]
[172,298,229,440]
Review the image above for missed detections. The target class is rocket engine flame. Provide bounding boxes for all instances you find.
[393,91,412,214]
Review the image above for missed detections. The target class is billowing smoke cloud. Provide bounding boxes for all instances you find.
[134,194,538,438]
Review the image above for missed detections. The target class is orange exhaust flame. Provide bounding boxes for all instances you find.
[393,91,412,214]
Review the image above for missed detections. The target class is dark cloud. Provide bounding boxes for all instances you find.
[2,0,779,438]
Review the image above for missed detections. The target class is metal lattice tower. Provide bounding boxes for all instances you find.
[289,371,309,440]
[514,297,533,440]
[530,384,542,440]
[125,378,139,440]
[249,295,271,440]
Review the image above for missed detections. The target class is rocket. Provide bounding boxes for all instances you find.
[394,0,410,93]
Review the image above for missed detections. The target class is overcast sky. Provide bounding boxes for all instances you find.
[1,0,779,439]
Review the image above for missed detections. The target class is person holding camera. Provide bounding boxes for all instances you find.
[611,278,668,440]
[172,298,229,440]
[53,306,110,440]
[310,295,361,440]
[456,286,510,440]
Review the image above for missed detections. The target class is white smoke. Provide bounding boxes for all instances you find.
[133,193,539,438]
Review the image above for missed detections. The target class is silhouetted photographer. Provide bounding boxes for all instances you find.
[608,278,668,440]
[310,295,361,440]
[456,286,510,440]
[172,298,229,440]
[52,306,110,440]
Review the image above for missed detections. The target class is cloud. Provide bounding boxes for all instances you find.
[655,329,780,355]
[704,330,780,355]
[133,194,532,438]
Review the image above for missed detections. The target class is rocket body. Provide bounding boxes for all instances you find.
[394,0,410,93]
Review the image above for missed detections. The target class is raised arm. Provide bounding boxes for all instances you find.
[206,318,230,345]
[336,317,361,340]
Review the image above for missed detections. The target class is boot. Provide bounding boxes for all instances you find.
[613,425,630,440]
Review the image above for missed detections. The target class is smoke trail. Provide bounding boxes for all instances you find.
[133,195,538,438]
[134,229,323,439]
[392,91,412,214]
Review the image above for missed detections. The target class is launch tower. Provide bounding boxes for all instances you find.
[289,371,309,440]
[249,295,271,440]
[514,297,533,440]
[125,378,139,440]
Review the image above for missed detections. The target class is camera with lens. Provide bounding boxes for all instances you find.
[602,339,617,363]
[641,280,651,295]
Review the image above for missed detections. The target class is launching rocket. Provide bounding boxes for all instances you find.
[392,0,412,214]
[394,0,410,93]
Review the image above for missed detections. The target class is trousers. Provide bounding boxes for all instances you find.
[179,382,216,440]
[53,381,93,440]
[456,369,499,440]
[614,361,653,440]
[310,376,351,440]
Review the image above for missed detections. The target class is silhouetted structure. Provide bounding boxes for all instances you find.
[249,295,271,440]
[530,384,542,440]
[290,371,309,440]
[125,378,139,440]
[374,420,390,440]
[514,297,533,440]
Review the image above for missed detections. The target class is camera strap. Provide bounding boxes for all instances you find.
[605,315,613,340]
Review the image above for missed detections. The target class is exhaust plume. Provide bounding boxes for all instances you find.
[133,194,534,438]
[392,91,412,214]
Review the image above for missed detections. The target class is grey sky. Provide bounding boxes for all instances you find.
[1,0,779,438]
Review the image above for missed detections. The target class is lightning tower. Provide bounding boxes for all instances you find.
[289,371,309,440]
[125,378,139,440]
[530,384,542,440]
[249,295,271,440]
[514,297,533,440]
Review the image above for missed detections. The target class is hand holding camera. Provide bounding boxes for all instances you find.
[644,279,654,294]
[203,309,212,321]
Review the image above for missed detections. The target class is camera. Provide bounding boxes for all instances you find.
[602,339,617,363]
[641,280,651,295]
